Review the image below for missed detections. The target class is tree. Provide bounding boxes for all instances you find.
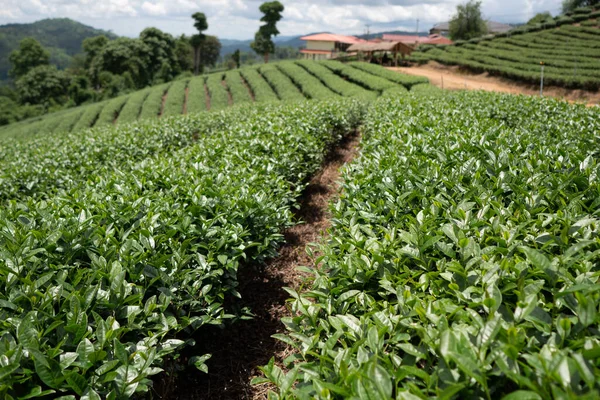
[527,12,553,25]
[191,12,208,75]
[251,1,284,63]
[232,49,241,69]
[82,35,109,69]
[200,35,222,70]
[562,0,599,13]
[90,38,151,89]
[449,1,487,41]
[9,38,50,78]
[16,65,70,106]
[140,27,180,83]
[175,35,194,73]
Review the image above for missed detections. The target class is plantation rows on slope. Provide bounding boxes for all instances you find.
[262,91,600,399]
[0,98,367,399]
[0,61,427,141]
[410,23,600,90]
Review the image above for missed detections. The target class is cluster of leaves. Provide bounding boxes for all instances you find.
[94,95,129,127]
[239,67,279,103]
[262,91,600,399]
[0,98,367,399]
[410,24,600,90]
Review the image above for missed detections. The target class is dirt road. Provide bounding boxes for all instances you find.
[389,62,600,106]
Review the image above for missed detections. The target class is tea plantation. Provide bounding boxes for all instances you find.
[1,60,599,399]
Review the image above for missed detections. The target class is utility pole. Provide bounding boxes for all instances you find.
[416,19,420,45]
[365,24,370,40]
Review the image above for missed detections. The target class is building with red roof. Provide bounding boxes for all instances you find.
[300,33,366,60]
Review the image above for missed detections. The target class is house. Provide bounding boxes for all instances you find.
[300,33,365,60]
[430,21,512,36]
[382,34,453,46]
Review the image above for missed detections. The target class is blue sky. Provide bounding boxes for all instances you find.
[0,0,564,40]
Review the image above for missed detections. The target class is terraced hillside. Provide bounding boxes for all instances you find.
[0,60,427,141]
[410,10,600,90]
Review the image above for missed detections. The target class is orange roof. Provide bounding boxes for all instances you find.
[300,33,365,44]
[382,34,453,45]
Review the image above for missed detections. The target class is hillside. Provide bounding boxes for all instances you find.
[0,60,427,141]
[409,8,600,90]
[0,18,117,80]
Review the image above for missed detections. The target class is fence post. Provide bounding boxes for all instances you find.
[540,62,545,97]
[441,75,444,90]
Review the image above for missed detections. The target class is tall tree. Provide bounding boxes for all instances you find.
[200,35,222,70]
[90,38,151,89]
[449,1,487,40]
[232,49,241,69]
[562,0,599,12]
[175,35,194,73]
[251,1,284,63]
[191,12,208,75]
[140,27,179,83]
[82,35,109,69]
[9,38,50,78]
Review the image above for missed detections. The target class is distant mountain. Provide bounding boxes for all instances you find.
[0,18,118,81]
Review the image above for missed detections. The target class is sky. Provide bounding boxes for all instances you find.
[0,0,564,40]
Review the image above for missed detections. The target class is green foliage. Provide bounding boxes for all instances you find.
[264,91,600,399]
[200,36,222,70]
[0,98,365,398]
[82,35,109,70]
[186,76,207,114]
[71,101,106,131]
[224,70,253,104]
[116,89,151,124]
[161,79,189,117]
[16,65,70,105]
[239,67,279,102]
[8,37,50,78]
[140,27,181,84]
[322,60,398,92]
[95,94,129,126]
[348,61,429,89]
[205,72,229,110]
[409,25,600,90]
[296,60,376,99]
[449,0,488,40]
[276,61,339,100]
[90,38,151,89]
[232,49,241,68]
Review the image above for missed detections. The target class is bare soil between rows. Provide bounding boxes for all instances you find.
[392,61,600,106]
[152,130,362,400]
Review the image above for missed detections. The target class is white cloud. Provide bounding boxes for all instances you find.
[0,0,564,39]
[141,2,167,16]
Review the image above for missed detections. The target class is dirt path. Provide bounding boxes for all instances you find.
[183,86,189,115]
[241,76,255,102]
[204,83,211,111]
[153,130,361,400]
[222,80,233,106]
[391,62,600,106]
[159,90,169,117]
